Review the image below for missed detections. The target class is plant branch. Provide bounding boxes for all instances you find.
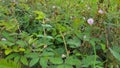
[60,31,69,57]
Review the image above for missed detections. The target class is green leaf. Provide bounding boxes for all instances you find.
[72,18,81,29]
[29,58,39,67]
[14,56,20,63]
[19,48,25,52]
[100,43,106,52]
[57,64,73,68]
[16,40,27,47]
[18,3,30,11]
[49,57,63,64]
[25,53,39,58]
[109,47,120,61]
[5,49,12,55]
[46,36,54,39]
[65,57,81,65]
[40,57,48,68]
[2,31,15,42]
[57,23,67,32]
[28,38,37,44]
[6,53,19,60]
[41,52,54,57]
[12,46,19,52]
[20,56,28,66]
[34,11,45,20]
[67,37,81,48]
[82,55,96,67]
[0,59,21,68]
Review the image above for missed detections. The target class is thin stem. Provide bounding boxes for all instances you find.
[93,44,96,68]
[43,20,47,46]
[90,41,96,68]
[60,31,69,57]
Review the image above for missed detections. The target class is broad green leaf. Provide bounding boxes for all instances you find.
[82,55,96,67]
[25,53,39,58]
[0,19,18,32]
[29,58,39,67]
[57,23,67,32]
[41,52,54,57]
[3,41,14,46]
[40,57,48,68]
[18,3,30,11]
[24,49,31,54]
[14,56,20,63]
[12,46,19,52]
[48,65,57,68]
[67,37,81,48]
[49,57,63,64]
[37,35,53,39]
[57,64,73,68]
[6,53,19,60]
[72,18,81,29]
[5,49,12,55]
[19,48,25,52]
[34,11,45,20]
[20,56,28,66]
[16,40,27,47]
[65,57,81,65]
[28,38,37,44]
[109,48,120,61]
[46,36,54,39]
[2,31,15,42]
[0,59,21,68]
[100,43,106,52]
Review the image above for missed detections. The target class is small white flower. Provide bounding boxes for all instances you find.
[98,9,104,14]
[52,6,56,9]
[86,5,91,10]
[87,18,94,25]
[44,45,47,48]
[83,35,87,39]
[87,7,91,10]
[1,38,6,41]
[70,16,73,19]
[61,54,66,58]
[83,17,86,20]
[70,16,75,19]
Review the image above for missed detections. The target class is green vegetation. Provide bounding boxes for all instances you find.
[0,0,120,68]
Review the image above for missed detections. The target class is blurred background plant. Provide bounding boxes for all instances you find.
[0,0,120,68]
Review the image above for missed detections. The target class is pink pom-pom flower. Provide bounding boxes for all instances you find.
[98,9,104,14]
[87,18,94,25]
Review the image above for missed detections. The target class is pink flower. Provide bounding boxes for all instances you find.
[87,18,94,25]
[98,9,104,14]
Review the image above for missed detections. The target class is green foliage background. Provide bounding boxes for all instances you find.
[0,0,120,68]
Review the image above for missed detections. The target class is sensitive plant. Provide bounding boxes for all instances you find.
[0,0,120,68]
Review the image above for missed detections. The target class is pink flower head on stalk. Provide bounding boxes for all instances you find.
[98,9,104,14]
[87,18,94,25]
